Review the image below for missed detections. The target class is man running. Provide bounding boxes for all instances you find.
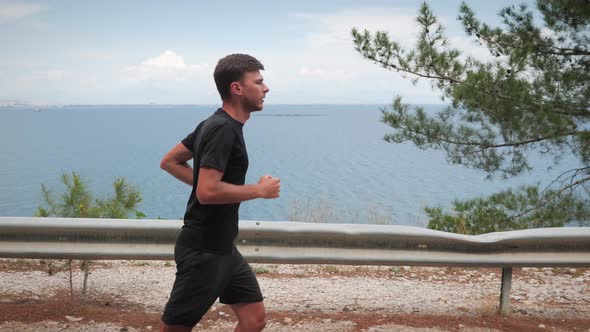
[159,53,280,332]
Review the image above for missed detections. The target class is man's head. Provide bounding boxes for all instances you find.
[214,54,265,100]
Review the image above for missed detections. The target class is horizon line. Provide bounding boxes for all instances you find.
[0,102,447,108]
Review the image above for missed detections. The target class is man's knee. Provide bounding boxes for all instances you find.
[239,313,267,331]
[256,314,268,330]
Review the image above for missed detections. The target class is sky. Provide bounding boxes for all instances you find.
[0,0,537,105]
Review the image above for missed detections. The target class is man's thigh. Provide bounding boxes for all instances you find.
[219,249,264,305]
[161,247,231,327]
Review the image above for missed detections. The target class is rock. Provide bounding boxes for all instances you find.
[146,326,152,330]
[120,327,129,332]
[538,324,546,329]
[65,316,83,322]
[323,319,333,323]
[458,324,465,329]
[283,317,293,323]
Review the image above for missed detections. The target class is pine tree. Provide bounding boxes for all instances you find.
[36,171,144,296]
[352,0,589,234]
[36,172,143,219]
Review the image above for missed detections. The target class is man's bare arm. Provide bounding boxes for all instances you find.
[160,143,194,186]
[197,167,280,205]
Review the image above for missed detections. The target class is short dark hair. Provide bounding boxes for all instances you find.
[214,54,264,100]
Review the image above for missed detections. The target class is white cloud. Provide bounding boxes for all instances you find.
[256,9,441,104]
[124,50,210,83]
[0,1,47,23]
[293,9,420,49]
[298,66,353,81]
[448,35,495,62]
[68,50,118,61]
[32,68,64,81]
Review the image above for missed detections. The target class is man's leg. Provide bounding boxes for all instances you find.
[160,324,193,332]
[229,301,266,332]
[221,249,266,332]
[161,246,229,331]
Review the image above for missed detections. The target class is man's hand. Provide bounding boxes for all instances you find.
[258,175,280,199]
[160,143,194,186]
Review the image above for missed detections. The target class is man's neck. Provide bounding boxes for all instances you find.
[221,101,250,124]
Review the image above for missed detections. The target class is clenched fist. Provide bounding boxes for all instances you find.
[258,175,280,199]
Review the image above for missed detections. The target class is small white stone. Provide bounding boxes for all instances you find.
[65,316,83,322]
[283,317,293,323]
[538,324,546,329]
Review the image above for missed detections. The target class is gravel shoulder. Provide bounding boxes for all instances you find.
[1,259,589,331]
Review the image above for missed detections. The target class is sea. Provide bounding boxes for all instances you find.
[0,104,581,227]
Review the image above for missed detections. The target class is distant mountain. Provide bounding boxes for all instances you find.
[0,99,31,107]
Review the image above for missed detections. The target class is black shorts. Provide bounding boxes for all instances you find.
[161,244,263,327]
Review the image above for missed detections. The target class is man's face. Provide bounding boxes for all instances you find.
[238,70,269,112]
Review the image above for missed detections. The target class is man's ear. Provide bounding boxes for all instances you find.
[230,81,242,96]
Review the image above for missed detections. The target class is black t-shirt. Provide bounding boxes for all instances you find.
[177,108,248,254]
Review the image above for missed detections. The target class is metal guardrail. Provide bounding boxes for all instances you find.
[1,216,589,314]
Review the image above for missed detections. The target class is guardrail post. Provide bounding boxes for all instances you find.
[500,267,512,315]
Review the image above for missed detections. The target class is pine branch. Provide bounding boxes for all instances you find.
[393,121,578,149]
[505,175,590,222]
[365,54,461,83]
